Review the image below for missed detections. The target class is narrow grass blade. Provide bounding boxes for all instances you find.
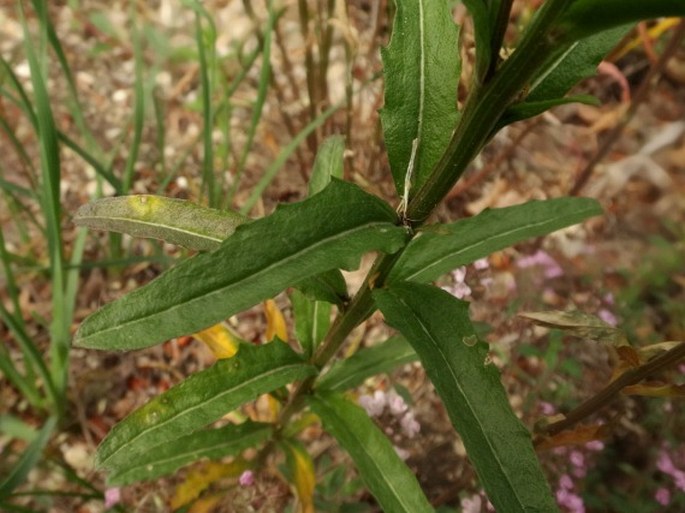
[96,343,314,469]
[0,416,56,499]
[107,421,271,485]
[21,5,69,408]
[74,195,247,251]
[121,19,145,193]
[309,392,433,513]
[374,282,558,512]
[240,101,341,215]
[388,197,602,284]
[316,336,416,392]
[75,180,406,351]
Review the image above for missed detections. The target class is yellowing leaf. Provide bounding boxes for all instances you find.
[519,310,628,346]
[188,494,222,513]
[282,440,315,513]
[535,423,611,450]
[193,324,239,359]
[622,382,685,398]
[264,299,288,342]
[171,459,247,509]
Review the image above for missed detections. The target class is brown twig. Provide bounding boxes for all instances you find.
[570,20,685,196]
[535,341,685,443]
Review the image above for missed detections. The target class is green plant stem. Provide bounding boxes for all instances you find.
[406,0,575,223]
[273,0,578,437]
[536,342,685,441]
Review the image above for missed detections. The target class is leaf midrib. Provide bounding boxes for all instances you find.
[391,291,524,510]
[99,361,309,466]
[402,207,598,281]
[80,220,398,345]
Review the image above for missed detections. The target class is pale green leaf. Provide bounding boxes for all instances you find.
[74,180,406,351]
[518,310,628,346]
[291,289,332,358]
[374,282,558,512]
[316,336,416,392]
[380,0,460,196]
[74,195,247,252]
[107,421,270,485]
[388,197,601,284]
[309,135,345,196]
[96,342,315,469]
[309,392,433,513]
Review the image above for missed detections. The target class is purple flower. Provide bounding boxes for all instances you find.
[585,440,604,452]
[517,250,564,279]
[104,487,121,509]
[655,487,671,506]
[473,258,490,270]
[239,470,255,487]
[359,390,386,417]
[460,494,482,513]
[559,474,574,490]
[400,412,421,438]
[387,391,409,416]
[598,308,618,327]
[570,451,585,468]
[539,401,556,415]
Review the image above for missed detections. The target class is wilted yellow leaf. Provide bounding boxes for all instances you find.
[282,440,315,513]
[193,324,239,359]
[622,382,685,398]
[264,299,288,342]
[536,423,611,450]
[171,459,247,509]
[188,494,222,513]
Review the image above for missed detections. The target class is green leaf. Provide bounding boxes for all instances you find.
[316,336,417,392]
[388,197,602,283]
[107,421,271,485]
[374,283,558,512]
[557,1,685,41]
[309,392,433,513]
[295,270,349,307]
[527,26,631,103]
[0,417,56,499]
[380,0,460,197]
[74,180,406,351]
[74,195,248,252]
[96,342,315,469]
[309,135,345,196]
[291,289,332,358]
[497,94,599,130]
[462,0,492,82]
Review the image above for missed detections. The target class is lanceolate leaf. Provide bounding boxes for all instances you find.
[107,421,271,485]
[74,180,406,351]
[374,283,558,512]
[380,0,460,196]
[497,94,599,130]
[309,392,433,513]
[526,26,630,103]
[387,197,601,284]
[556,0,685,41]
[74,195,248,252]
[281,439,316,513]
[96,342,315,469]
[316,336,417,392]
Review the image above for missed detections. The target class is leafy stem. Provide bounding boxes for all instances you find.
[406,0,575,223]
[275,0,578,435]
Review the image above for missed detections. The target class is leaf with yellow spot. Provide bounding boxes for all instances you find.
[193,324,240,359]
[281,440,315,513]
[264,299,288,342]
[171,459,247,510]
